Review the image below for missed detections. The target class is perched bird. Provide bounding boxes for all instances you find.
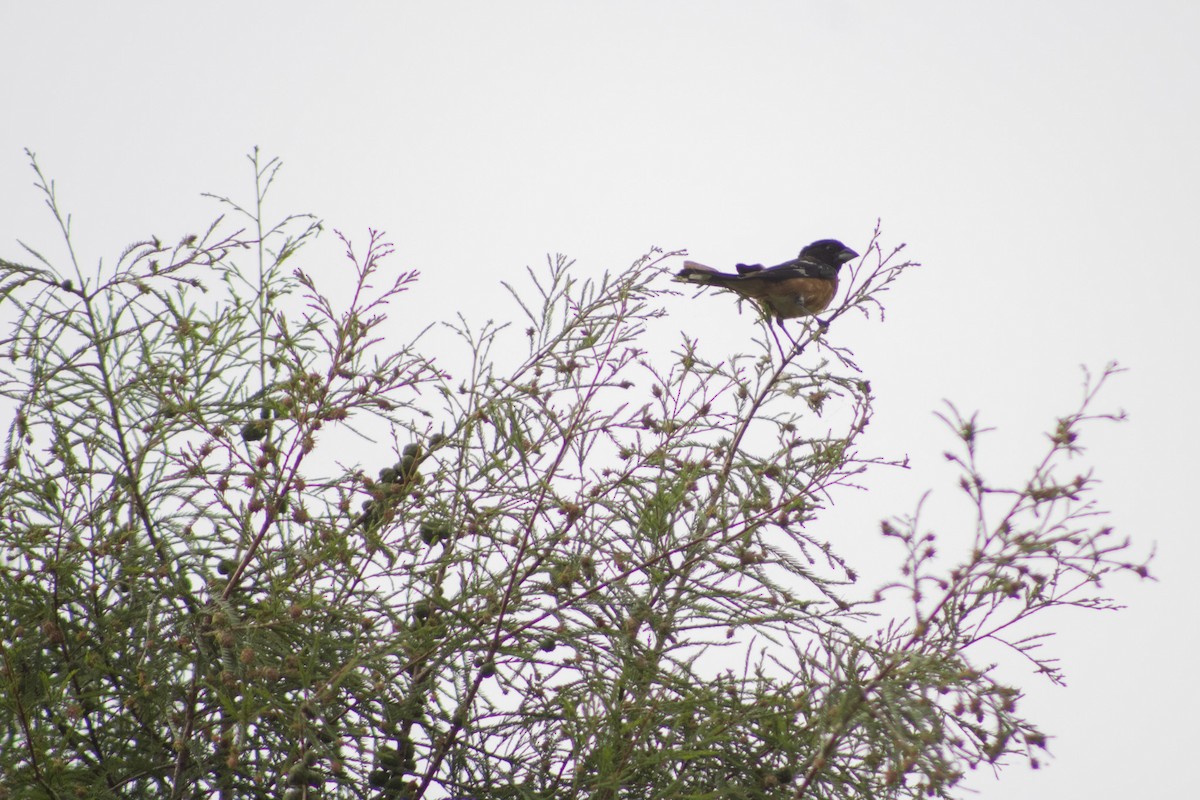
[674,239,859,322]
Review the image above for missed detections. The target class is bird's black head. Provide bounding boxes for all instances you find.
[800,239,859,269]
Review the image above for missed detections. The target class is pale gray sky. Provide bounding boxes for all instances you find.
[3,1,1197,797]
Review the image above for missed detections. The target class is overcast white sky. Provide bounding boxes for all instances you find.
[2,2,1197,797]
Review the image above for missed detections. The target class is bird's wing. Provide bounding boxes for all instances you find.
[755,257,837,282]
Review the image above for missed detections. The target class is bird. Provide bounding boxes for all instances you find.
[674,239,859,323]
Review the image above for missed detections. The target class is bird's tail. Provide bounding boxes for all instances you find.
[674,261,736,286]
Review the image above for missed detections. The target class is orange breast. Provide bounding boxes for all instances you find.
[760,277,837,318]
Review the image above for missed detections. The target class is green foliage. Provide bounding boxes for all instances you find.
[0,151,1148,799]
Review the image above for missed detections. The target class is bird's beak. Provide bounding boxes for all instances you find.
[841,247,860,262]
